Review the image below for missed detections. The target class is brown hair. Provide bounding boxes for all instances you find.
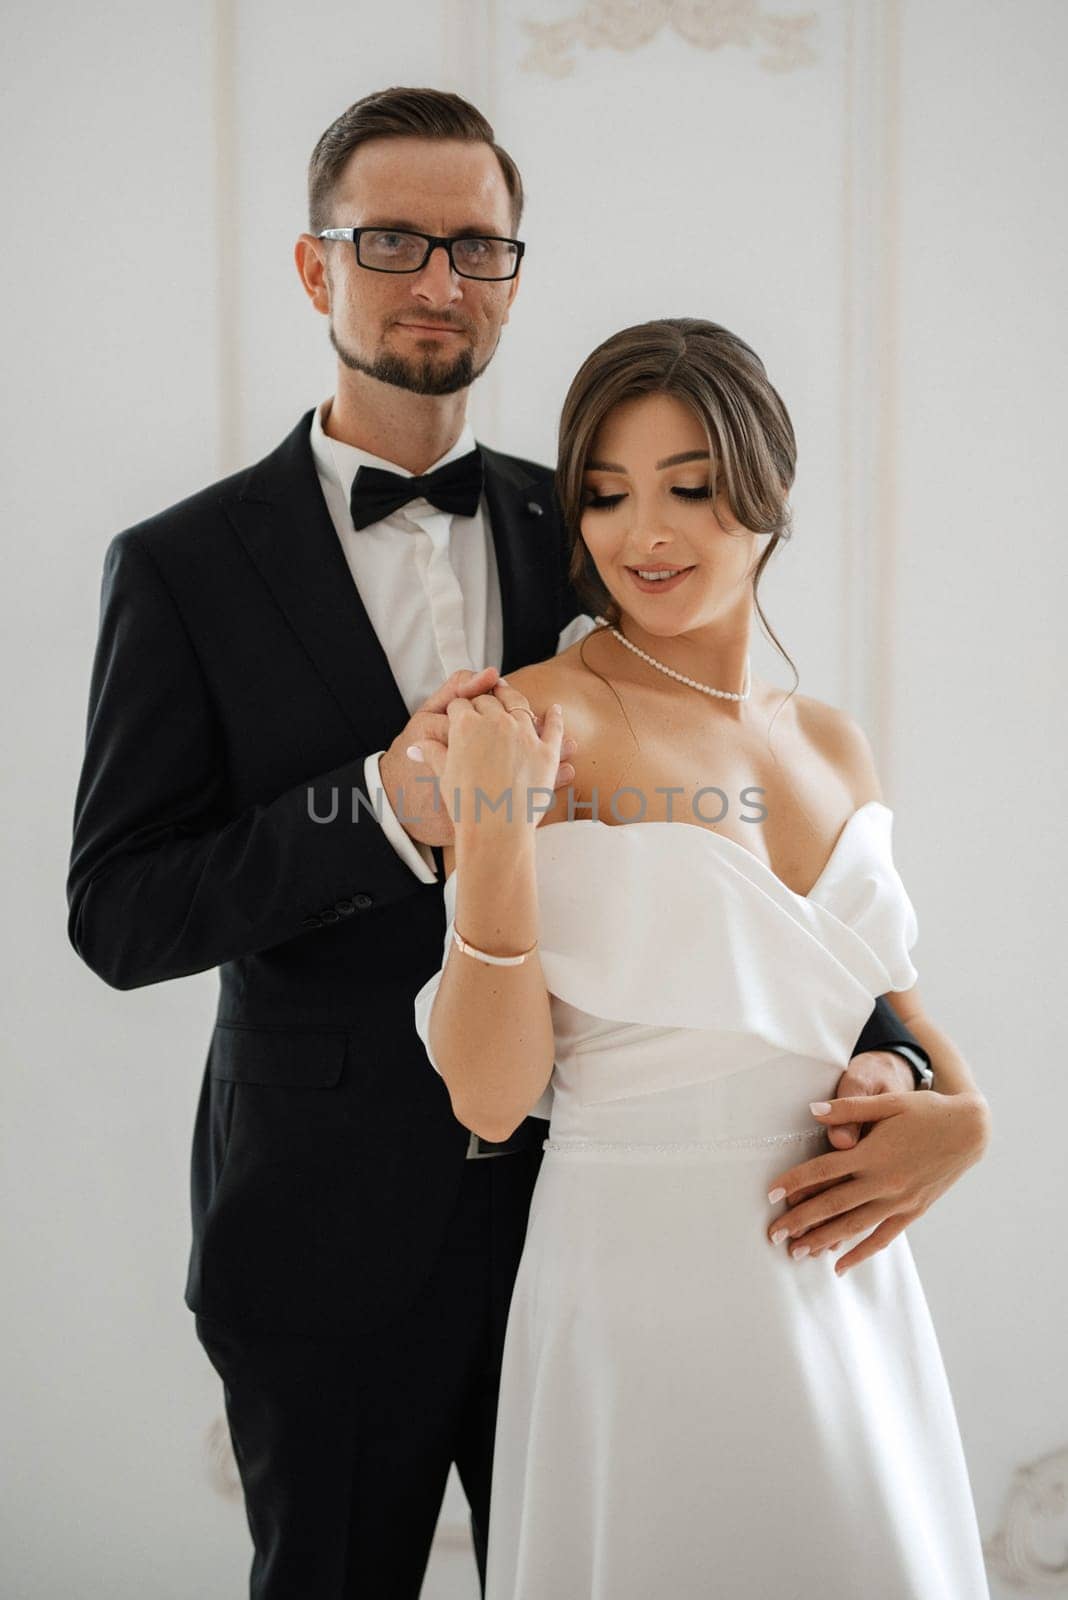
[307,87,524,236]
[558,317,798,697]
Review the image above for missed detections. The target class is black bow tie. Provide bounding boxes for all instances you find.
[348,447,484,530]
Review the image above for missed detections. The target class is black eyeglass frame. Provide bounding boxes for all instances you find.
[316,227,526,281]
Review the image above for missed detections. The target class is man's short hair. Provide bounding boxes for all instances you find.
[308,86,525,236]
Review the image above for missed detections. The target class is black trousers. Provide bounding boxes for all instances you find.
[195,1149,541,1599]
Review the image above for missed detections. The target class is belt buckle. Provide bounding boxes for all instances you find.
[466,1129,510,1160]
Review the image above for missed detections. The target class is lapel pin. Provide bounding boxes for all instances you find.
[526,500,544,516]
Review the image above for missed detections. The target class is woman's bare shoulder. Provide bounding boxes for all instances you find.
[498,642,589,699]
[494,658,567,703]
[497,643,607,732]
[786,690,884,806]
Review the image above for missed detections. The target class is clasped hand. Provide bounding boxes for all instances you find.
[379,667,575,846]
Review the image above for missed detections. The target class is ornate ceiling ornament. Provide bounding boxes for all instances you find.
[521,0,818,77]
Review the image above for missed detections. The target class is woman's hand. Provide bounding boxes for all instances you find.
[765,1090,992,1276]
[414,684,566,846]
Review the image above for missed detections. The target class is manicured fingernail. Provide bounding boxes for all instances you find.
[771,1228,789,1245]
[767,1187,786,1203]
[552,702,562,714]
[498,677,509,685]
[792,1245,810,1260]
[809,1102,832,1115]
[406,744,423,762]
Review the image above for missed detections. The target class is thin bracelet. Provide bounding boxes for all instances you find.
[452,926,539,967]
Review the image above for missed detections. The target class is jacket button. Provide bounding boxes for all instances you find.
[335,899,356,916]
[353,893,374,910]
[526,500,544,516]
[302,915,323,929]
[320,908,341,924]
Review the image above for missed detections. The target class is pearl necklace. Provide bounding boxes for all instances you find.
[593,617,751,702]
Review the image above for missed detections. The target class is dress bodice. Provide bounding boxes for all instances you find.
[413,801,919,1128]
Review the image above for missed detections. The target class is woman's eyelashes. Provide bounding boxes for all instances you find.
[583,486,713,510]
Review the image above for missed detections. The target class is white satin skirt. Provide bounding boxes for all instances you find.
[484,1052,990,1599]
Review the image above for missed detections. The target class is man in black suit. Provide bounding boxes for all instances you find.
[67,87,935,1599]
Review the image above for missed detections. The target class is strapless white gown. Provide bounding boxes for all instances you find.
[413,804,990,1598]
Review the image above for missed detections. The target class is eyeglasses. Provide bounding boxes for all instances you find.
[316,227,525,281]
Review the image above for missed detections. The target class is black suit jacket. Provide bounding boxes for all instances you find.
[67,409,928,1337]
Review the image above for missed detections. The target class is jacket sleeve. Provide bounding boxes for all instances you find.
[66,530,426,991]
[851,995,933,1082]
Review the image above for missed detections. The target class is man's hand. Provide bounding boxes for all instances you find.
[759,1051,913,1256]
[825,1048,916,1150]
[378,667,577,848]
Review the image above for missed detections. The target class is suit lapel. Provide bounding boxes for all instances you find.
[223,412,563,755]
[480,443,562,674]
[223,410,409,755]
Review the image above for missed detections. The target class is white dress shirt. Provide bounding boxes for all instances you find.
[308,397,596,883]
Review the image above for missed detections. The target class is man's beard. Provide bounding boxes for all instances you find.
[329,317,496,397]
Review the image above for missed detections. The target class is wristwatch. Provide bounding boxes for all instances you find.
[887,1044,935,1091]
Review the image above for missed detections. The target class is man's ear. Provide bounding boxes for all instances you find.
[295,234,330,314]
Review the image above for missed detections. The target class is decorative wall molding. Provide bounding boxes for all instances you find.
[212,0,242,476]
[838,0,900,775]
[985,1446,1068,1591]
[441,0,505,444]
[520,0,818,78]
[441,0,499,109]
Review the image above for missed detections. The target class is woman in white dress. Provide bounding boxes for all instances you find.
[412,319,992,1598]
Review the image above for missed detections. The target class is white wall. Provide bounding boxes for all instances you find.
[3,1,1064,1595]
